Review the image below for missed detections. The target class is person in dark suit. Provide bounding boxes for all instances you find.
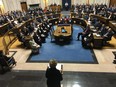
[33,32,42,46]
[77,25,91,40]
[65,2,69,11]
[98,24,107,36]
[81,33,93,48]
[102,28,114,40]
[45,59,63,87]
[94,20,102,30]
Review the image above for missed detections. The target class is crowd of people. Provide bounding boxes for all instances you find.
[0,6,57,53]
[72,4,116,48]
[0,4,115,49]
[71,4,116,20]
[77,17,115,48]
[58,16,71,24]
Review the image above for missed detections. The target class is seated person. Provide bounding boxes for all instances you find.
[21,27,29,36]
[94,20,102,30]
[29,37,40,54]
[77,25,91,40]
[102,28,114,41]
[29,38,40,49]
[58,18,65,24]
[64,16,70,24]
[91,17,98,24]
[61,27,67,33]
[81,33,93,48]
[17,32,24,41]
[83,14,89,21]
[99,26,108,36]
[13,18,19,25]
[16,32,27,47]
[33,32,42,46]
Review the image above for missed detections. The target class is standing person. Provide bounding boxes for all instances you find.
[45,59,63,87]
[65,2,69,11]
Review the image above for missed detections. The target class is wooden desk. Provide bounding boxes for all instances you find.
[90,14,110,25]
[49,5,61,12]
[109,21,116,33]
[71,18,88,28]
[0,23,9,36]
[92,33,103,48]
[53,25,72,42]
[49,18,59,25]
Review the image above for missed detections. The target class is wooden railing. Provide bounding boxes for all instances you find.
[2,29,17,54]
[2,18,34,54]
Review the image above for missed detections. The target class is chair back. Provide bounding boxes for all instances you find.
[105,31,114,41]
[0,57,8,66]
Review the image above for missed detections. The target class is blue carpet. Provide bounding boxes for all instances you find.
[27,25,98,64]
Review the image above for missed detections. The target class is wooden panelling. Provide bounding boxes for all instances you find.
[110,0,116,7]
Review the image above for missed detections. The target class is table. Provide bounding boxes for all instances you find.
[53,24,72,42]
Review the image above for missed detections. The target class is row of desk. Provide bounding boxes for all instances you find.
[90,14,116,33]
[49,5,61,12]
[71,12,116,33]
[1,13,61,54]
[71,13,116,48]
[1,12,116,52]
[2,18,35,54]
[0,13,61,36]
[90,15,116,48]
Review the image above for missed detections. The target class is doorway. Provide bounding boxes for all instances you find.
[20,2,28,12]
[62,0,71,11]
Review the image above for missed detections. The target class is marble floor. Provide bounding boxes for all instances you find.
[7,48,115,73]
[1,70,116,87]
[0,48,116,87]
[1,37,116,87]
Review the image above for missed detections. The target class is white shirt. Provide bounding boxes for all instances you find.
[65,2,68,7]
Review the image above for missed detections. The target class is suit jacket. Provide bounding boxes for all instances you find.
[46,67,63,87]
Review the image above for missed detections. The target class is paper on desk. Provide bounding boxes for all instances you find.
[96,34,100,36]
[112,23,116,25]
[48,64,62,70]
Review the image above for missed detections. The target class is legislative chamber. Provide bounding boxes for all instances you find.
[0,0,116,87]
